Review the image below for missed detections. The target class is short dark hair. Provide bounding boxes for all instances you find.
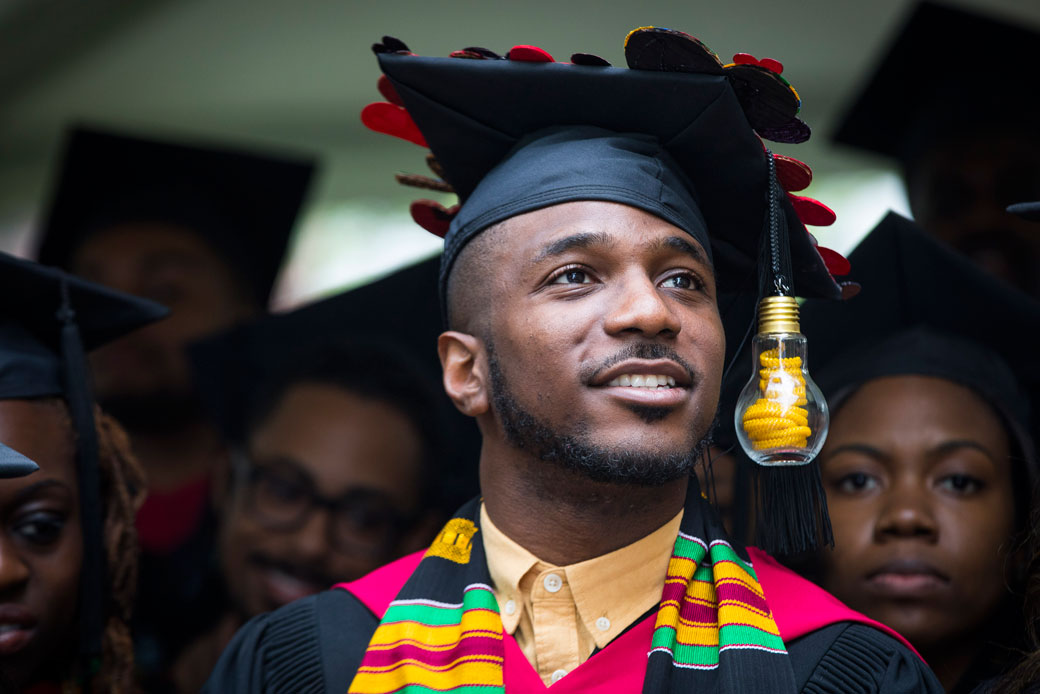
[244,339,447,510]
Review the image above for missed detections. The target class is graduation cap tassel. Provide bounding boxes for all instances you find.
[736,152,833,555]
[56,277,107,674]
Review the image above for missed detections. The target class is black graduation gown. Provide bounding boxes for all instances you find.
[204,578,942,693]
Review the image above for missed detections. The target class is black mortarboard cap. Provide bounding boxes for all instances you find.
[0,251,168,667]
[363,30,847,310]
[833,1,1040,164]
[802,212,1040,460]
[37,126,317,306]
[189,256,481,508]
[0,442,37,478]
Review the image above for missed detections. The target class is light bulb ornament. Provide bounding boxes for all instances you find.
[734,151,833,555]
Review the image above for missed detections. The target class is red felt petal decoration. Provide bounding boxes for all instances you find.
[817,246,851,276]
[410,200,458,238]
[361,102,427,147]
[789,194,836,226]
[759,58,784,74]
[732,52,757,65]
[773,154,812,192]
[376,75,403,106]
[508,45,555,62]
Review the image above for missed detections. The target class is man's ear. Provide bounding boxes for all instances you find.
[438,331,489,417]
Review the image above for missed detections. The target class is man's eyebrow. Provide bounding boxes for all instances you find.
[531,232,616,265]
[646,235,713,270]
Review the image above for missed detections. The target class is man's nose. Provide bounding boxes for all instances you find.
[603,272,681,338]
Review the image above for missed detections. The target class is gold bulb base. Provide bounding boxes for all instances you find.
[757,295,801,335]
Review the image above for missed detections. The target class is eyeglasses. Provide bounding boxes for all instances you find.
[230,451,417,558]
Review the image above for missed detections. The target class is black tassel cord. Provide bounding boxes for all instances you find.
[748,152,833,557]
[57,278,107,676]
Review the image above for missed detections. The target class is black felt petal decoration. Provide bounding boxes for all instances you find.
[726,64,799,129]
[571,53,612,67]
[461,46,502,59]
[374,36,411,54]
[624,27,724,74]
[757,119,811,144]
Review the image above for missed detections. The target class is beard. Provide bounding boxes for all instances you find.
[487,344,711,487]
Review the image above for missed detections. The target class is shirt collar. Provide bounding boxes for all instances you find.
[480,503,683,647]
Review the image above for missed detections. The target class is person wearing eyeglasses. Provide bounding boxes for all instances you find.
[170,339,446,692]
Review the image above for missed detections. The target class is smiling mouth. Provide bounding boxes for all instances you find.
[606,374,678,388]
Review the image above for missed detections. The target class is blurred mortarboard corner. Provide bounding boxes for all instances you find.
[36,125,318,306]
[0,442,38,478]
[833,1,1040,166]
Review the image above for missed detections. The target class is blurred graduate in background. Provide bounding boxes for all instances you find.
[33,125,316,684]
[169,275,475,692]
[834,1,1040,298]
[797,213,1040,692]
[0,252,167,692]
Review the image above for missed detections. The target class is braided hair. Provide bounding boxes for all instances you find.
[52,401,145,693]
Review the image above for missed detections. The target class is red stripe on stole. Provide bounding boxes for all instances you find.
[715,580,770,614]
[357,635,504,669]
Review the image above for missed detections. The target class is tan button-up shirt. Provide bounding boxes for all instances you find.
[480,504,682,686]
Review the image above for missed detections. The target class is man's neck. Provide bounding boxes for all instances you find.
[479,442,688,567]
[130,419,225,492]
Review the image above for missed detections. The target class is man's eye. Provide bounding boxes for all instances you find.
[835,472,878,494]
[13,512,67,547]
[662,274,697,290]
[937,474,983,495]
[551,269,592,285]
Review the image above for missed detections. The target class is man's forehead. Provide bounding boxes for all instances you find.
[506,200,711,263]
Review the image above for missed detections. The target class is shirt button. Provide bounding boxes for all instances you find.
[503,599,516,615]
[551,669,568,683]
[543,573,563,593]
[595,616,611,632]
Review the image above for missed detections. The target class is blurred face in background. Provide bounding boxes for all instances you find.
[71,222,257,431]
[0,399,81,689]
[817,375,1017,654]
[217,382,436,617]
[907,132,1040,297]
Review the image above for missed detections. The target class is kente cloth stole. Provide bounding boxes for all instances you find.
[347,488,799,693]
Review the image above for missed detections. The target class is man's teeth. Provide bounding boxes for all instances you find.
[607,374,677,388]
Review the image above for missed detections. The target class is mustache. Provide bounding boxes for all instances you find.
[581,343,698,385]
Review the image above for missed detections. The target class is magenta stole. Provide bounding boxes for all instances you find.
[334,547,919,694]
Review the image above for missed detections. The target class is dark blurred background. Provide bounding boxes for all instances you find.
[2,0,1037,308]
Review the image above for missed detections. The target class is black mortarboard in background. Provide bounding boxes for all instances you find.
[189,256,480,509]
[833,1,1040,167]
[37,126,317,306]
[802,212,1040,465]
[0,442,37,478]
[0,251,168,671]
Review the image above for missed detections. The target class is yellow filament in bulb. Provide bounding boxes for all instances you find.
[741,348,812,450]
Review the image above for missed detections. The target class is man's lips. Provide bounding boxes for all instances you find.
[865,558,950,598]
[590,359,693,408]
[0,604,37,656]
[248,554,346,608]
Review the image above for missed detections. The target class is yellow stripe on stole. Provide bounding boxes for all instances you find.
[350,658,503,693]
[366,610,503,649]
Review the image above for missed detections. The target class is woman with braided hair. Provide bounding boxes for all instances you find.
[0,252,167,692]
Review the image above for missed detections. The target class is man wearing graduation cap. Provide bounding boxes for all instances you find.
[834,1,1040,298]
[206,29,941,692]
[35,125,316,681]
